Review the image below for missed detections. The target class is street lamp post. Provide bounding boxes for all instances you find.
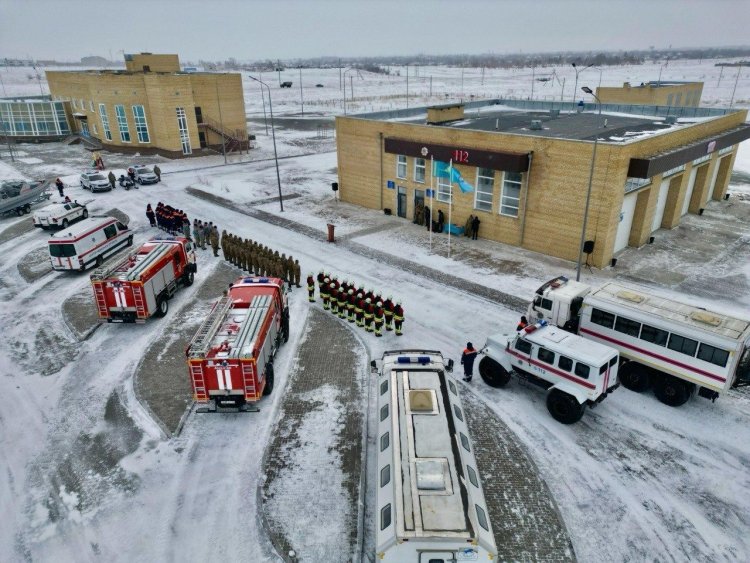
[249,75,284,212]
[343,68,355,115]
[576,86,602,282]
[571,62,594,103]
[215,80,227,164]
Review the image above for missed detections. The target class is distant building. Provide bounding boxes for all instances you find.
[596,81,703,107]
[46,52,249,157]
[80,56,109,67]
[336,99,749,268]
[0,96,71,140]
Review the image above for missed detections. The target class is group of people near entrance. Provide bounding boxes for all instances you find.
[307,272,405,337]
[222,233,302,288]
[413,203,481,239]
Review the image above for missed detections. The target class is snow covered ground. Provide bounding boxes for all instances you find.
[1,58,749,562]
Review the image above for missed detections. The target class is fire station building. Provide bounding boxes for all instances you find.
[335,100,750,268]
[46,53,249,158]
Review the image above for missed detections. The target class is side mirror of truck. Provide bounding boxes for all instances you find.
[445,359,454,373]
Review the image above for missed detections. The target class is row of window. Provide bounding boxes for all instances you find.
[395,155,523,218]
[514,338,616,379]
[72,101,151,144]
[0,101,70,136]
[590,308,729,368]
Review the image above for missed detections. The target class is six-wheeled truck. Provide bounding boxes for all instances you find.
[479,320,620,423]
[528,276,750,406]
[90,235,196,322]
[186,276,290,411]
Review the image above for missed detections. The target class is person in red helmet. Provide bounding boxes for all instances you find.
[307,273,316,302]
[374,301,384,337]
[393,301,404,336]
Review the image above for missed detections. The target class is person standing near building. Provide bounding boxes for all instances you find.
[437,209,445,233]
[471,215,480,240]
[461,342,477,382]
[393,301,404,336]
[464,214,474,237]
[306,273,316,302]
[424,206,431,231]
[108,171,116,190]
[210,225,220,257]
[146,204,156,227]
[55,178,64,198]
[153,164,161,182]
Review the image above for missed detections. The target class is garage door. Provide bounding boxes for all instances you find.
[651,178,671,232]
[681,166,699,216]
[614,191,638,253]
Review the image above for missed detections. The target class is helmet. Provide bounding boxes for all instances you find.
[348,289,354,295]
[357,293,363,298]
[365,298,371,304]
[396,300,402,305]
[377,301,382,307]
[387,295,393,301]
[324,277,330,283]
[330,282,335,288]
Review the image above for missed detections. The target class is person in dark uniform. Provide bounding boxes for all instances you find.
[321,277,330,310]
[437,209,445,233]
[516,316,529,331]
[424,206,431,231]
[364,298,374,332]
[383,296,394,331]
[355,293,365,327]
[374,302,384,337]
[347,289,356,322]
[471,215,481,240]
[461,342,478,382]
[330,283,339,315]
[393,301,404,336]
[307,273,316,302]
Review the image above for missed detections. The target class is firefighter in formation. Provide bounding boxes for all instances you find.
[220,232,301,288]
[314,271,403,337]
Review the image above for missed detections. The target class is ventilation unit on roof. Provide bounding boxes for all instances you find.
[530,120,543,130]
[616,290,645,303]
[409,390,435,412]
[665,115,677,125]
[549,109,560,117]
[690,311,722,326]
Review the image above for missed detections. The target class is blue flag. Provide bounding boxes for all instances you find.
[433,161,474,193]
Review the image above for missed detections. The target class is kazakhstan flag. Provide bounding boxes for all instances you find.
[432,161,474,193]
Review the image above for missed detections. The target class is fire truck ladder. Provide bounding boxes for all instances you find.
[93,282,108,318]
[188,296,234,358]
[189,362,208,402]
[230,295,272,359]
[132,284,146,318]
[242,362,258,402]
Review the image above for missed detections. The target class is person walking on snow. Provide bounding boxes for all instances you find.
[461,342,478,382]
[146,204,156,227]
[307,273,316,302]
[55,178,64,198]
[153,165,161,181]
[393,301,404,336]
[108,171,116,190]
[471,215,481,240]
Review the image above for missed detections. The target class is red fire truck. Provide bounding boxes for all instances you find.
[90,236,197,322]
[186,276,290,411]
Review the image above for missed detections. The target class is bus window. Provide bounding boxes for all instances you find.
[735,347,750,387]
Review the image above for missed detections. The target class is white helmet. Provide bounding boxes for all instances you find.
[365,298,371,304]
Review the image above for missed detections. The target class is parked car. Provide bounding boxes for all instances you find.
[315,84,324,88]
[280,81,293,88]
[129,165,159,185]
[33,200,89,229]
[80,172,112,192]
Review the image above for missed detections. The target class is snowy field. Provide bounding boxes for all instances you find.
[0,58,749,562]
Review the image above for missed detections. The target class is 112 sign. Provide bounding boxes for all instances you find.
[452,149,470,163]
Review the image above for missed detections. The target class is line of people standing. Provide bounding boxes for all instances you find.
[147,202,220,255]
[221,233,301,288]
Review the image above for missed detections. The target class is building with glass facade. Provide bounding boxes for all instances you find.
[0,96,71,140]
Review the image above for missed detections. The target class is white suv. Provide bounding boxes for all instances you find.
[130,165,159,185]
[34,200,89,229]
[80,172,112,192]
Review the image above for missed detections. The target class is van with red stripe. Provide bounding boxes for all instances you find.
[479,320,619,424]
[529,276,750,407]
[48,216,132,271]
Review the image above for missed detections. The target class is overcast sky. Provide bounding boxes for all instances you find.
[1,0,748,62]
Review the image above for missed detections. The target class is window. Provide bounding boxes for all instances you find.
[668,334,698,357]
[614,316,641,338]
[49,244,76,257]
[380,432,389,452]
[475,505,490,531]
[515,339,532,354]
[599,363,609,374]
[437,174,451,203]
[625,177,651,193]
[500,171,522,217]
[575,363,590,379]
[99,104,112,141]
[132,105,150,143]
[460,432,471,452]
[380,504,392,530]
[114,104,131,142]
[104,224,117,239]
[466,465,479,487]
[380,465,391,487]
[640,324,668,347]
[380,404,389,421]
[558,356,573,372]
[396,155,407,179]
[474,168,494,212]
[414,158,425,183]
[453,404,463,422]
[538,297,553,311]
[116,222,127,231]
[609,356,618,367]
[380,379,388,395]
[538,348,555,365]
[697,343,729,368]
[79,99,84,110]
[92,123,98,135]
[448,380,457,395]
[591,308,615,329]
[176,107,191,155]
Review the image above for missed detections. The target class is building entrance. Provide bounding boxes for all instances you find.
[413,189,425,224]
[397,186,407,218]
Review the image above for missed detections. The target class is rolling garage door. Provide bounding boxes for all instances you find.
[681,166,699,216]
[651,178,671,233]
[614,191,638,253]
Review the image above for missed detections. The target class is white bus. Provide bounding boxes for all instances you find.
[372,350,497,563]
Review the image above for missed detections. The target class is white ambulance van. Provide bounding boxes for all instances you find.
[48,216,132,271]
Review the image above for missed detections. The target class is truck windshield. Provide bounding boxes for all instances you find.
[49,243,76,257]
[735,347,750,387]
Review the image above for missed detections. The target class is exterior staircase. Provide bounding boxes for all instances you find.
[197,116,249,153]
[63,134,103,151]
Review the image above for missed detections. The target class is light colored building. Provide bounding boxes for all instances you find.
[596,81,704,107]
[0,96,71,140]
[46,53,249,158]
[335,100,749,269]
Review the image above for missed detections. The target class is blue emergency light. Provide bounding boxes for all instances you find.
[396,356,431,364]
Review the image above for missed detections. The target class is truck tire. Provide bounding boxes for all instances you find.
[82,209,88,219]
[263,363,275,396]
[546,389,585,424]
[282,308,290,343]
[478,356,511,388]
[155,297,169,318]
[62,218,69,228]
[126,235,133,247]
[183,270,194,286]
[24,204,31,213]
[16,207,24,216]
[653,375,691,407]
[619,361,651,392]
[95,255,103,267]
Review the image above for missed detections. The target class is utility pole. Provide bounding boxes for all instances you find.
[730,66,742,108]
[259,71,268,135]
[429,76,432,97]
[215,80,227,164]
[350,75,354,107]
[406,65,409,108]
[531,66,535,100]
[299,67,304,115]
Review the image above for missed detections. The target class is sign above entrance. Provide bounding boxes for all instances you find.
[384,138,530,173]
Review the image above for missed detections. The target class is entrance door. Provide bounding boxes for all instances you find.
[199,131,207,148]
[682,166,699,216]
[80,121,90,137]
[397,186,407,218]
[614,191,637,253]
[651,178,671,232]
[413,189,425,224]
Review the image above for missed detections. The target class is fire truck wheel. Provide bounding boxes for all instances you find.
[619,362,651,393]
[155,297,169,318]
[16,207,24,216]
[478,357,511,388]
[95,255,103,267]
[263,363,275,396]
[62,219,69,228]
[183,271,194,286]
[24,204,31,213]
[653,375,691,407]
[546,390,585,424]
[126,235,133,247]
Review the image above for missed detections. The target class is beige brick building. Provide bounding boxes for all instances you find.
[336,100,749,269]
[597,81,703,107]
[46,53,248,158]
